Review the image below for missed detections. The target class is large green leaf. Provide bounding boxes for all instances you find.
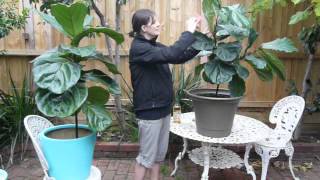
[235,63,249,80]
[35,84,88,118]
[227,4,251,28]
[289,10,310,25]
[202,0,220,31]
[218,24,250,39]
[71,27,124,47]
[258,49,286,80]
[254,65,274,81]
[214,42,241,61]
[58,44,96,57]
[36,10,70,37]
[245,55,267,69]
[51,2,88,37]
[261,38,298,52]
[87,86,110,105]
[83,69,121,95]
[247,28,259,49]
[87,52,121,74]
[82,102,112,132]
[192,31,215,51]
[33,52,81,94]
[228,75,245,97]
[204,59,236,84]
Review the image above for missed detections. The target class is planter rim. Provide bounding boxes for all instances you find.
[39,124,96,142]
[186,88,242,101]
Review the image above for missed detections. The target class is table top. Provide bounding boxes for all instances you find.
[170,112,269,144]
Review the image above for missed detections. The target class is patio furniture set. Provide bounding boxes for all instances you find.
[23,95,305,180]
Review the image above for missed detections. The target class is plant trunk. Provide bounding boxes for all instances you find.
[75,111,79,138]
[293,53,315,140]
[91,0,125,132]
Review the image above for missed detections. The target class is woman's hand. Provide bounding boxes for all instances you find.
[186,16,201,33]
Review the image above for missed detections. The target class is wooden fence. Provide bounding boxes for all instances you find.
[0,0,319,108]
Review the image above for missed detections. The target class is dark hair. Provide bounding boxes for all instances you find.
[129,9,155,37]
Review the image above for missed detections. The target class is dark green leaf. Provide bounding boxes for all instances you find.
[247,28,259,49]
[245,55,267,69]
[227,4,251,28]
[254,65,274,81]
[289,10,310,25]
[214,42,242,61]
[204,59,236,84]
[88,52,121,74]
[35,84,88,118]
[261,38,298,52]
[202,0,220,31]
[51,2,88,37]
[32,52,81,94]
[228,75,245,97]
[235,63,249,80]
[192,31,215,51]
[58,44,96,57]
[258,49,286,80]
[35,10,69,37]
[82,102,112,132]
[87,86,110,105]
[72,27,124,47]
[83,69,121,95]
[218,24,250,39]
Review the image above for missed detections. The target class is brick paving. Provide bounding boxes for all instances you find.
[6,152,320,180]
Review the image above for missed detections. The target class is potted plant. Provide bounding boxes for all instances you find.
[32,2,124,179]
[186,0,298,137]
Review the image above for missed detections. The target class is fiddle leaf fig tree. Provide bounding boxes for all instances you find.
[193,0,298,97]
[32,2,124,133]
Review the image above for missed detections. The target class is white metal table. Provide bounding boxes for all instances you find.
[170,112,269,180]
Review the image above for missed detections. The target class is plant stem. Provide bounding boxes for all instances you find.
[216,84,220,96]
[75,111,79,138]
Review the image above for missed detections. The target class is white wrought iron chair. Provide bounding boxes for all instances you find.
[247,95,305,180]
[24,115,101,180]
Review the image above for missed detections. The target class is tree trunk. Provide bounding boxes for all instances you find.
[293,53,315,140]
[91,0,125,132]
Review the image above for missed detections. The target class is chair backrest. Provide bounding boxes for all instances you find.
[269,95,305,145]
[24,115,53,178]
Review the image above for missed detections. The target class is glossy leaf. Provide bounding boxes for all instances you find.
[289,10,310,25]
[82,102,112,132]
[35,84,88,118]
[51,2,87,37]
[58,44,96,57]
[36,10,69,37]
[228,75,245,97]
[204,59,236,84]
[214,42,242,61]
[87,86,110,105]
[218,24,249,39]
[83,69,121,95]
[202,0,220,31]
[261,38,298,52]
[247,29,259,49]
[258,49,286,80]
[88,52,121,74]
[245,55,267,69]
[72,27,124,47]
[192,31,215,51]
[235,63,249,80]
[33,52,81,94]
[254,65,274,81]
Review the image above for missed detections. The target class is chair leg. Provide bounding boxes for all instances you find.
[285,142,299,180]
[255,145,279,180]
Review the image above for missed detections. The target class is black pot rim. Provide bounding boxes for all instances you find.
[185,88,242,101]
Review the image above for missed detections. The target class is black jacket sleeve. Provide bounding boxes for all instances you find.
[130,31,199,64]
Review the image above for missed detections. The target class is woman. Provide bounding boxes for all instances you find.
[129,9,200,180]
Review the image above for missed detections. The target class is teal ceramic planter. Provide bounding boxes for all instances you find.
[0,169,8,180]
[39,124,96,180]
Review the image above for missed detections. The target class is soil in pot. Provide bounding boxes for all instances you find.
[46,128,92,139]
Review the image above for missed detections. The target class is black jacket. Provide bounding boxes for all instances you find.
[129,31,199,120]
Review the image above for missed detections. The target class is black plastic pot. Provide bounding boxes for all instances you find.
[186,89,241,138]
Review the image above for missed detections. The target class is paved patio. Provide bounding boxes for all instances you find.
[6,152,320,180]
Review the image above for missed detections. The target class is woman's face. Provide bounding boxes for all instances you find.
[142,16,161,38]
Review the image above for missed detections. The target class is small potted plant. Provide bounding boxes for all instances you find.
[186,0,298,137]
[32,2,124,179]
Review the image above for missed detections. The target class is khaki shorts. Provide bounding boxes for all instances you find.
[136,114,171,168]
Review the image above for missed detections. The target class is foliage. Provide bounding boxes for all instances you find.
[32,2,124,132]
[0,0,28,39]
[172,64,202,112]
[193,0,297,97]
[0,73,38,168]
